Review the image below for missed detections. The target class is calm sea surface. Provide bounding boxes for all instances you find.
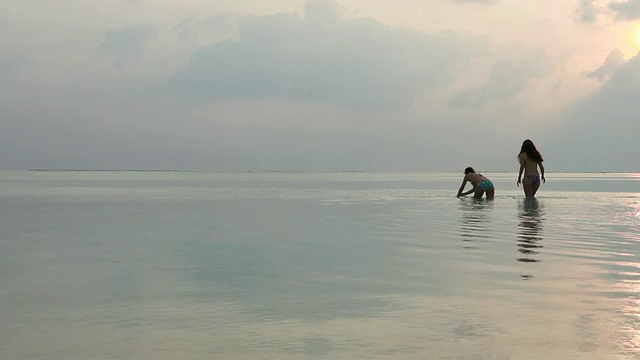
[1,171,639,359]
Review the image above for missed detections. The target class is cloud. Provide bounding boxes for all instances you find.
[304,0,341,24]
[548,51,640,171]
[585,48,625,81]
[0,53,22,80]
[575,0,640,22]
[608,0,640,20]
[167,0,486,109]
[576,0,599,22]
[448,49,555,109]
[0,7,8,28]
[175,13,241,44]
[449,0,499,4]
[101,24,157,56]
[8,0,637,172]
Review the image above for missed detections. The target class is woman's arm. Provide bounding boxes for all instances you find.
[539,163,545,183]
[457,177,468,197]
[459,188,476,197]
[517,154,525,186]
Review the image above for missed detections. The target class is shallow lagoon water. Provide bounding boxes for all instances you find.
[0,171,639,359]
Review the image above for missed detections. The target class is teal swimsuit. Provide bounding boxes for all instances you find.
[478,180,494,190]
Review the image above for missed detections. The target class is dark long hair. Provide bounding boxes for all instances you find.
[519,139,543,163]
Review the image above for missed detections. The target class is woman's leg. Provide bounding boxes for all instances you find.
[530,181,541,197]
[522,178,535,198]
[486,188,495,200]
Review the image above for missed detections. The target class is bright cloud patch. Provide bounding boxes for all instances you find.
[448,49,554,109]
[585,48,625,81]
[549,51,640,171]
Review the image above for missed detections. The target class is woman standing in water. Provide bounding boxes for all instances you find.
[517,139,545,198]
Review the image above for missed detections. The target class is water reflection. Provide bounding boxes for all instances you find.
[613,289,640,357]
[517,199,544,279]
[459,199,493,249]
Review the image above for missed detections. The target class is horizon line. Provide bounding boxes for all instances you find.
[5,169,635,174]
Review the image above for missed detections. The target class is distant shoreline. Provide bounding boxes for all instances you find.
[15,169,632,174]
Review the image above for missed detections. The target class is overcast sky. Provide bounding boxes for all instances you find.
[1,0,640,171]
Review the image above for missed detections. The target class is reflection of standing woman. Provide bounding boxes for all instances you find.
[517,139,545,198]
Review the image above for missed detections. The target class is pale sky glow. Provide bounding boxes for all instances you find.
[1,0,639,171]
